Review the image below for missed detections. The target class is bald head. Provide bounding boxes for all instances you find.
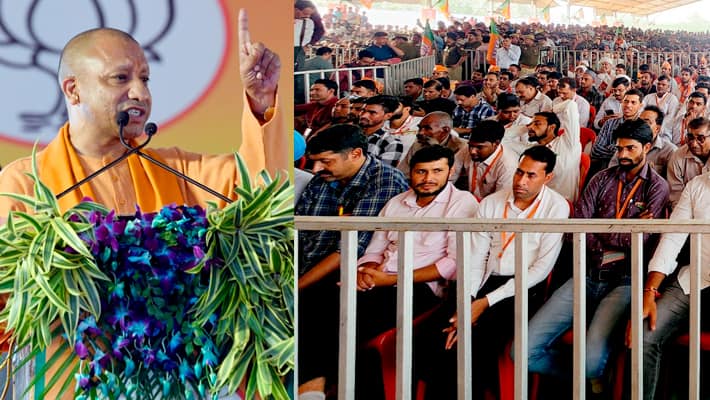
[424,111,453,128]
[58,28,140,84]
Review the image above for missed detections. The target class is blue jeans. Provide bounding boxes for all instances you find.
[525,276,631,379]
[642,278,691,400]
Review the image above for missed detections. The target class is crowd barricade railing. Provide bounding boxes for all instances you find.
[294,55,435,102]
[540,49,710,79]
[305,45,367,68]
[295,216,709,400]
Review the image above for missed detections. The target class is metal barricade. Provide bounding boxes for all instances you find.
[295,216,709,400]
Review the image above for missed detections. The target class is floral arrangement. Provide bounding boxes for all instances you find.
[0,150,294,399]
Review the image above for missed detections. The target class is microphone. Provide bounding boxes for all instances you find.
[56,112,154,200]
[120,121,232,204]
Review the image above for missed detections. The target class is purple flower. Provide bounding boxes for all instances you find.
[74,341,89,359]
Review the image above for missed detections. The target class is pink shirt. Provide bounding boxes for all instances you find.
[358,183,479,296]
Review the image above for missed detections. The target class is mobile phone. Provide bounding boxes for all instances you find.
[605,109,614,116]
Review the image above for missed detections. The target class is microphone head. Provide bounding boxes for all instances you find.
[144,122,158,136]
[116,111,130,127]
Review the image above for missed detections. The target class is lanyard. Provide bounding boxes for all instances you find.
[615,178,644,219]
[498,195,543,259]
[471,147,503,199]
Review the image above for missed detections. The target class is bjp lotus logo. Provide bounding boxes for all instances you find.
[0,0,229,144]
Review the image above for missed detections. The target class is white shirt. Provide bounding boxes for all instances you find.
[520,91,553,118]
[643,92,680,140]
[554,95,589,128]
[358,183,479,297]
[648,173,710,294]
[492,114,533,150]
[384,115,423,162]
[466,144,518,200]
[469,187,569,305]
[666,144,710,208]
[294,18,314,47]
[547,99,582,202]
[496,45,521,69]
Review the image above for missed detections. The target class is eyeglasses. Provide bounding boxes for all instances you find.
[686,134,710,144]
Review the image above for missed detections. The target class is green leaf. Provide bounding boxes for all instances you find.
[49,218,93,259]
[34,272,70,313]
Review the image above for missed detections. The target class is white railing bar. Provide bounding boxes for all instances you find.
[295,216,710,234]
[294,234,300,400]
[338,230,358,400]
[456,232,473,400]
[514,232,529,400]
[689,233,702,400]
[396,231,414,400]
[630,233,644,400]
[572,233,586,400]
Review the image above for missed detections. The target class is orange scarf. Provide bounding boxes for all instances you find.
[39,123,185,212]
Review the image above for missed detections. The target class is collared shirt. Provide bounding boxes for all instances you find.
[384,115,423,161]
[452,100,495,131]
[365,44,398,61]
[294,18,314,47]
[520,91,553,118]
[578,86,605,112]
[294,97,338,133]
[358,183,479,297]
[609,136,677,178]
[666,144,710,208]
[648,172,710,293]
[495,45,521,69]
[576,163,670,269]
[465,144,518,200]
[367,129,404,167]
[643,92,680,140]
[398,134,467,182]
[554,94,590,128]
[591,116,626,161]
[469,186,569,306]
[492,114,533,149]
[593,96,622,130]
[296,156,409,273]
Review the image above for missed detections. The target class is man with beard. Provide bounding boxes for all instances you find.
[478,71,501,109]
[465,120,519,200]
[637,70,657,97]
[297,124,409,399]
[403,77,424,102]
[553,77,590,128]
[591,89,644,170]
[673,67,695,104]
[667,117,710,208]
[452,85,495,139]
[594,76,630,130]
[383,96,423,160]
[359,95,404,167]
[295,78,339,136]
[499,70,515,94]
[609,106,676,179]
[526,119,669,398]
[419,145,569,400]
[414,79,457,116]
[398,111,466,182]
[578,69,605,113]
[525,109,581,202]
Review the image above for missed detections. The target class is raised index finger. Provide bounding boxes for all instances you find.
[238,8,251,55]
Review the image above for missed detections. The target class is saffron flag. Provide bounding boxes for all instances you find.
[542,5,550,23]
[359,0,373,9]
[497,0,511,20]
[420,20,436,57]
[486,20,499,66]
[574,8,584,20]
[436,0,450,18]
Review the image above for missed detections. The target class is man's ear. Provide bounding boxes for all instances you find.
[544,171,554,185]
[62,77,80,105]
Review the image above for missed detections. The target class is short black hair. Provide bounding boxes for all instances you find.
[623,88,644,101]
[350,96,367,105]
[641,105,664,126]
[516,76,539,89]
[468,120,505,143]
[313,78,338,92]
[688,117,710,131]
[533,112,560,136]
[423,79,443,91]
[295,0,316,10]
[307,124,368,155]
[500,71,514,80]
[404,77,424,86]
[497,93,520,110]
[612,118,653,146]
[316,46,333,56]
[364,95,400,113]
[435,77,451,90]
[397,95,414,108]
[689,91,708,104]
[612,76,630,88]
[358,50,375,59]
[453,85,477,97]
[520,145,556,174]
[410,145,455,169]
[558,77,576,89]
[352,79,377,92]
[548,71,562,80]
[657,74,671,83]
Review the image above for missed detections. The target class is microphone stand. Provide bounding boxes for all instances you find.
[118,125,233,204]
[56,120,152,201]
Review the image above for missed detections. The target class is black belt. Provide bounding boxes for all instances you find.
[588,267,628,282]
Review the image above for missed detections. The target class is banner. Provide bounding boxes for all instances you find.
[421,20,437,57]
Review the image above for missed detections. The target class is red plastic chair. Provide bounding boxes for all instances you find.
[580,127,597,152]
[579,153,591,198]
[363,304,442,400]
